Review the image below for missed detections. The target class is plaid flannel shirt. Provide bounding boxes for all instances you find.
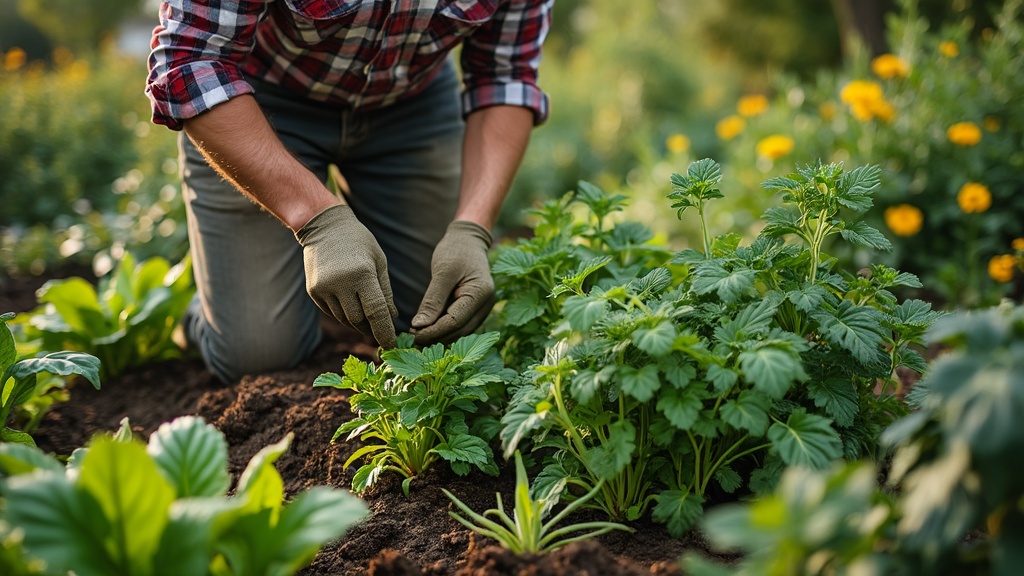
[146,0,551,130]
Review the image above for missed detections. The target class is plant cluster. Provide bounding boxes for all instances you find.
[493,159,937,536]
[684,301,1024,575]
[0,416,368,576]
[16,252,194,379]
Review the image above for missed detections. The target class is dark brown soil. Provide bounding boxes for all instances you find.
[16,273,703,576]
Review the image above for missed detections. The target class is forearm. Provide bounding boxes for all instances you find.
[454,105,535,231]
[182,95,338,231]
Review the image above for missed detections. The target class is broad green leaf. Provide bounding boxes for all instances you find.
[786,283,829,313]
[719,391,771,436]
[236,433,291,515]
[662,361,697,389]
[571,366,612,404]
[632,320,676,357]
[491,249,538,277]
[9,350,101,391]
[382,347,431,380]
[652,489,705,537]
[839,220,892,252]
[585,420,635,479]
[767,409,843,469]
[502,293,547,327]
[351,462,385,493]
[690,263,756,304]
[0,442,64,474]
[499,387,550,457]
[706,364,738,393]
[36,278,108,336]
[148,416,230,498]
[760,207,803,238]
[738,345,806,398]
[153,500,233,576]
[562,294,609,332]
[263,488,368,576]
[449,332,501,365]
[812,301,888,368]
[0,426,36,446]
[78,439,177,574]
[0,313,15,371]
[312,372,343,388]
[5,470,121,576]
[629,267,673,299]
[657,387,703,430]
[432,433,492,468]
[805,378,859,428]
[619,364,661,402]
[760,175,799,192]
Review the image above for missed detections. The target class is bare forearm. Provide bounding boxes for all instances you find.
[454,105,534,231]
[182,95,338,231]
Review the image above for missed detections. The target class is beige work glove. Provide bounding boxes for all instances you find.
[411,220,495,345]
[295,204,398,349]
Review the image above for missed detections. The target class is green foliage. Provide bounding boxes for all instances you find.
[0,416,368,575]
[1,312,100,446]
[314,332,512,495]
[16,0,143,55]
[499,159,936,536]
[442,451,632,554]
[18,252,194,380]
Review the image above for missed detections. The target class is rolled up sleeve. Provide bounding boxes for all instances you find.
[146,0,269,131]
[460,0,552,125]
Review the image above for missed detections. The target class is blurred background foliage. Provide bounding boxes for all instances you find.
[0,0,1020,308]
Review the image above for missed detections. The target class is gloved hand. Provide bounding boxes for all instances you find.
[294,204,398,348]
[411,220,495,345]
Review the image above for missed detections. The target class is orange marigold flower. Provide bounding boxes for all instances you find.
[737,94,769,117]
[947,122,982,146]
[715,115,745,141]
[884,204,924,236]
[983,116,1001,132]
[756,135,795,161]
[988,254,1016,283]
[871,54,910,79]
[957,182,992,213]
[1012,238,1024,251]
[3,47,26,71]
[939,41,959,58]
[665,133,690,154]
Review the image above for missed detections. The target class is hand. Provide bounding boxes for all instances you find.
[411,221,495,345]
[294,204,398,348]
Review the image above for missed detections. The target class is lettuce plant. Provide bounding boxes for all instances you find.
[500,159,937,536]
[315,332,512,495]
[1,312,100,446]
[442,451,632,554]
[0,416,367,576]
[19,252,194,379]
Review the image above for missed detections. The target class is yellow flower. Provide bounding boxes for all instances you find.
[737,94,769,117]
[988,254,1016,283]
[716,115,746,141]
[3,47,26,71]
[871,54,910,79]
[983,116,1001,132]
[839,80,894,122]
[756,135,795,160]
[947,122,982,146]
[939,41,959,58]
[819,101,836,121]
[872,100,896,123]
[1012,238,1024,251]
[957,182,992,213]
[665,133,690,154]
[884,204,924,236]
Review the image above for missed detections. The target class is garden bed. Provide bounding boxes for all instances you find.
[28,313,704,575]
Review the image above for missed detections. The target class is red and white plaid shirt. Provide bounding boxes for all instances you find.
[146,0,551,131]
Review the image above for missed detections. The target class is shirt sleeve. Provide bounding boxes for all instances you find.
[459,0,552,125]
[146,0,270,131]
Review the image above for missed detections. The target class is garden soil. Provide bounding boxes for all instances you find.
[6,267,711,576]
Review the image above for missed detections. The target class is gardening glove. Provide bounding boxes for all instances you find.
[411,220,495,345]
[295,204,398,349]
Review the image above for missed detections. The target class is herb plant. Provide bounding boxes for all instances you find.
[442,451,632,554]
[19,252,194,379]
[0,415,367,576]
[1,312,101,446]
[315,332,512,495]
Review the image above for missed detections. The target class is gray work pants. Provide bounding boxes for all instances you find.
[180,62,463,383]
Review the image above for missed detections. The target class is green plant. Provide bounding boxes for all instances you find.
[0,415,368,576]
[442,451,633,554]
[1,312,100,445]
[19,252,194,379]
[314,332,512,495]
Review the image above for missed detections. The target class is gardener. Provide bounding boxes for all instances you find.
[145,0,552,383]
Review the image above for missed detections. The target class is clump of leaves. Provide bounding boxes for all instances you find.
[18,252,194,379]
[443,451,633,554]
[315,332,512,495]
[0,416,367,575]
[1,312,100,445]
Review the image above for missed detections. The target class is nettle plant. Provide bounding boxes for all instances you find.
[500,159,937,536]
[0,416,367,576]
[315,332,513,495]
[19,252,194,379]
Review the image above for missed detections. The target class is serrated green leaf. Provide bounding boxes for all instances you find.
[491,249,538,277]
[805,378,859,428]
[382,347,431,380]
[691,263,756,304]
[839,220,892,252]
[714,466,742,493]
[571,366,612,404]
[786,284,829,313]
[619,364,661,402]
[812,301,888,368]
[147,416,230,498]
[502,293,548,327]
[662,361,697,389]
[760,207,803,238]
[706,364,738,393]
[767,409,843,469]
[719,391,771,436]
[652,489,705,537]
[656,387,703,430]
[633,320,676,357]
[738,345,806,398]
[312,371,344,388]
[432,433,492,468]
[449,332,500,366]
[585,420,635,479]
[563,294,610,332]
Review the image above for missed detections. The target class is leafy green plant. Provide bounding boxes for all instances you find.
[315,332,512,495]
[19,252,194,379]
[0,415,368,576]
[1,312,100,445]
[442,451,633,554]
[499,159,937,536]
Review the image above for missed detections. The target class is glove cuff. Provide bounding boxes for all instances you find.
[294,204,354,244]
[447,220,493,248]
